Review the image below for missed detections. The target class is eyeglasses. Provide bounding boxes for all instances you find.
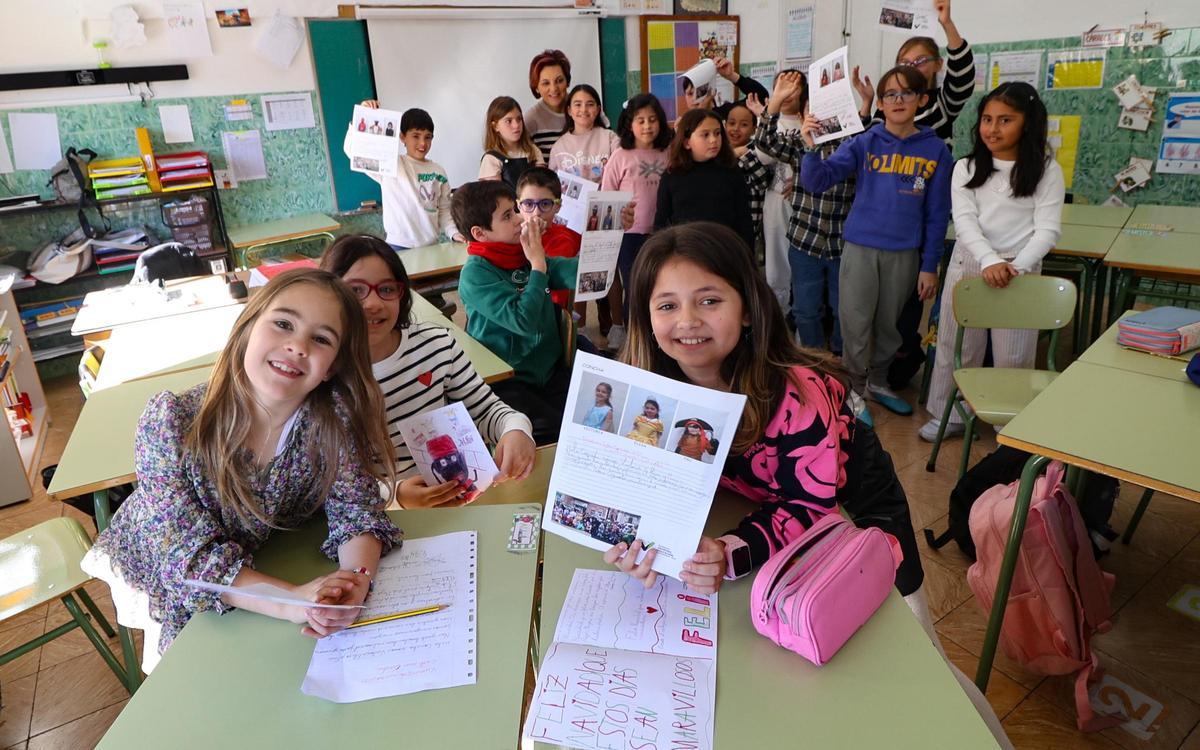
[345,279,404,301]
[880,89,919,104]
[518,198,561,213]
[900,55,938,67]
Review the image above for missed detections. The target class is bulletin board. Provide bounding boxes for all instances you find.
[639,15,740,123]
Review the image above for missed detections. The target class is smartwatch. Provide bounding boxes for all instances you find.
[719,535,753,580]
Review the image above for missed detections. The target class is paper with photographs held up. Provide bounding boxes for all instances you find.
[396,401,499,503]
[347,104,402,177]
[807,46,864,145]
[575,190,633,302]
[543,352,746,580]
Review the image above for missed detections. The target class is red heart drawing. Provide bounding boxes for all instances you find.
[646,607,658,614]
[417,371,433,387]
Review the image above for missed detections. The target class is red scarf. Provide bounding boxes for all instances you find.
[467,240,527,271]
[542,223,582,258]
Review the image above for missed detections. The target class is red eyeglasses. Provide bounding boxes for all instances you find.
[345,279,404,301]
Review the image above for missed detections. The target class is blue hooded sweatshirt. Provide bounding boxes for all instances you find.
[801,124,951,273]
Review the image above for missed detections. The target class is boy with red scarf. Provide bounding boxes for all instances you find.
[453,180,578,444]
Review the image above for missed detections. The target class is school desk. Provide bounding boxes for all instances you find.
[70,273,244,336]
[1103,230,1200,322]
[976,361,1200,690]
[1044,224,1122,346]
[1060,204,1134,229]
[1077,312,1194,382]
[534,494,1002,749]
[473,444,555,507]
[94,503,541,749]
[401,241,469,282]
[227,212,340,269]
[90,305,245,391]
[408,292,514,383]
[1128,204,1200,234]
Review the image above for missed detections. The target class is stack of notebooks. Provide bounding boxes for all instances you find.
[88,157,150,200]
[1117,307,1200,356]
[91,227,155,274]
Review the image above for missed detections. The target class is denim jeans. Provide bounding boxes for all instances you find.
[789,246,842,353]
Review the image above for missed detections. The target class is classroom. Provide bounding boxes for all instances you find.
[1,0,1200,747]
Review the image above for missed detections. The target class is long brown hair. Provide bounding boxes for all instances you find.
[667,109,734,172]
[185,269,396,528]
[482,96,540,160]
[621,223,845,452]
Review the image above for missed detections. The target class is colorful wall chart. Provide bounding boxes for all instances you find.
[640,15,740,122]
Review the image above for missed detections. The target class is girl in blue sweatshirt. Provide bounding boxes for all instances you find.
[800,65,951,417]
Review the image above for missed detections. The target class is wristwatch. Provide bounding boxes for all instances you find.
[719,535,753,580]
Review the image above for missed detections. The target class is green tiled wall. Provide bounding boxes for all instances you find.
[953,27,1200,206]
[0,92,336,255]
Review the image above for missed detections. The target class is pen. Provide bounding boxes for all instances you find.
[346,604,449,629]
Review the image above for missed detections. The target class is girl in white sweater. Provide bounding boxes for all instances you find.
[920,82,1065,442]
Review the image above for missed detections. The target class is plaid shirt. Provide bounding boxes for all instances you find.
[738,145,772,242]
[755,113,856,260]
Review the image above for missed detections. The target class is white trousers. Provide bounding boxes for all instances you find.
[926,247,1041,425]
[763,189,793,310]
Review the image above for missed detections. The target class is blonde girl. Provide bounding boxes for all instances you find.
[479,95,544,188]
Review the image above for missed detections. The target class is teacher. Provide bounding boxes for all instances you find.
[525,49,572,162]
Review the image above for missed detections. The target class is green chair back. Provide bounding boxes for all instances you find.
[952,275,1077,332]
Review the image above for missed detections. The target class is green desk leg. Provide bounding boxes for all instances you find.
[92,489,144,693]
[976,454,1051,692]
[1111,270,1133,325]
[1090,264,1111,342]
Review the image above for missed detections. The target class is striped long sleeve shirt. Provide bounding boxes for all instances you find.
[869,40,976,148]
[372,323,533,477]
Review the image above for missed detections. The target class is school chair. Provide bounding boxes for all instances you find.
[0,517,132,692]
[925,275,1077,479]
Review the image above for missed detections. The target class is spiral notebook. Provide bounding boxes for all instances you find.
[301,531,478,703]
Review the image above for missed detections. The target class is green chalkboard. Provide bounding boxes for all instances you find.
[308,19,379,213]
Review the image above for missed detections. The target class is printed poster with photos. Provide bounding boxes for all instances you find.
[807,46,864,145]
[1158,92,1200,175]
[543,353,747,580]
[347,104,402,177]
[575,190,633,302]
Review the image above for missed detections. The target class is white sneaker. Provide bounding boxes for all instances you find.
[919,418,964,442]
[605,324,626,352]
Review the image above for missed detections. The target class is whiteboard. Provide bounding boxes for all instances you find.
[367,17,603,188]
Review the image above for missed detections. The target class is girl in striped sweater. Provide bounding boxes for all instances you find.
[321,234,537,508]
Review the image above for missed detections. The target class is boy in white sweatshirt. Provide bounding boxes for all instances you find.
[346,105,464,249]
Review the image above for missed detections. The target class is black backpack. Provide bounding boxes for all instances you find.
[924,446,1119,560]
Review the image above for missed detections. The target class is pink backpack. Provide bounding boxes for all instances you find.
[967,461,1120,732]
[751,513,902,665]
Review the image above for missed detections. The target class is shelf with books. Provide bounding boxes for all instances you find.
[1,279,50,507]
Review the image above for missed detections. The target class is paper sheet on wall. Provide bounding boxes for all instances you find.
[255,10,304,70]
[396,402,499,503]
[261,93,316,131]
[807,47,864,145]
[162,2,212,58]
[556,170,600,234]
[347,104,402,177]
[575,191,633,302]
[1046,115,1081,190]
[302,531,478,703]
[555,569,717,659]
[159,105,194,144]
[1045,48,1106,90]
[989,51,1042,90]
[0,120,13,174]
[221,129,268,182]
[1114,157,1153,192]
[782,4,814,68]
[525,640,716,750]
[973,54,989,91]
[8,113,61,170]
[877,0,936,35]
[543,352,746,580]
[1158,92,1200,175]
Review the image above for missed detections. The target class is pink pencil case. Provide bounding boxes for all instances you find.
[750,513,902,665]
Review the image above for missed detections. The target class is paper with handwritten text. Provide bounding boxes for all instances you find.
[301,531,478,703]
[543,353,746,580]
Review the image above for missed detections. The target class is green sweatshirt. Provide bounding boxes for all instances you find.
[458,254,578,387]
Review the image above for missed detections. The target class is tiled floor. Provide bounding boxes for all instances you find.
[2,311,1199,748]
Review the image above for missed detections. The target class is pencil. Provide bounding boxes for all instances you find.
[346,604,449,629]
